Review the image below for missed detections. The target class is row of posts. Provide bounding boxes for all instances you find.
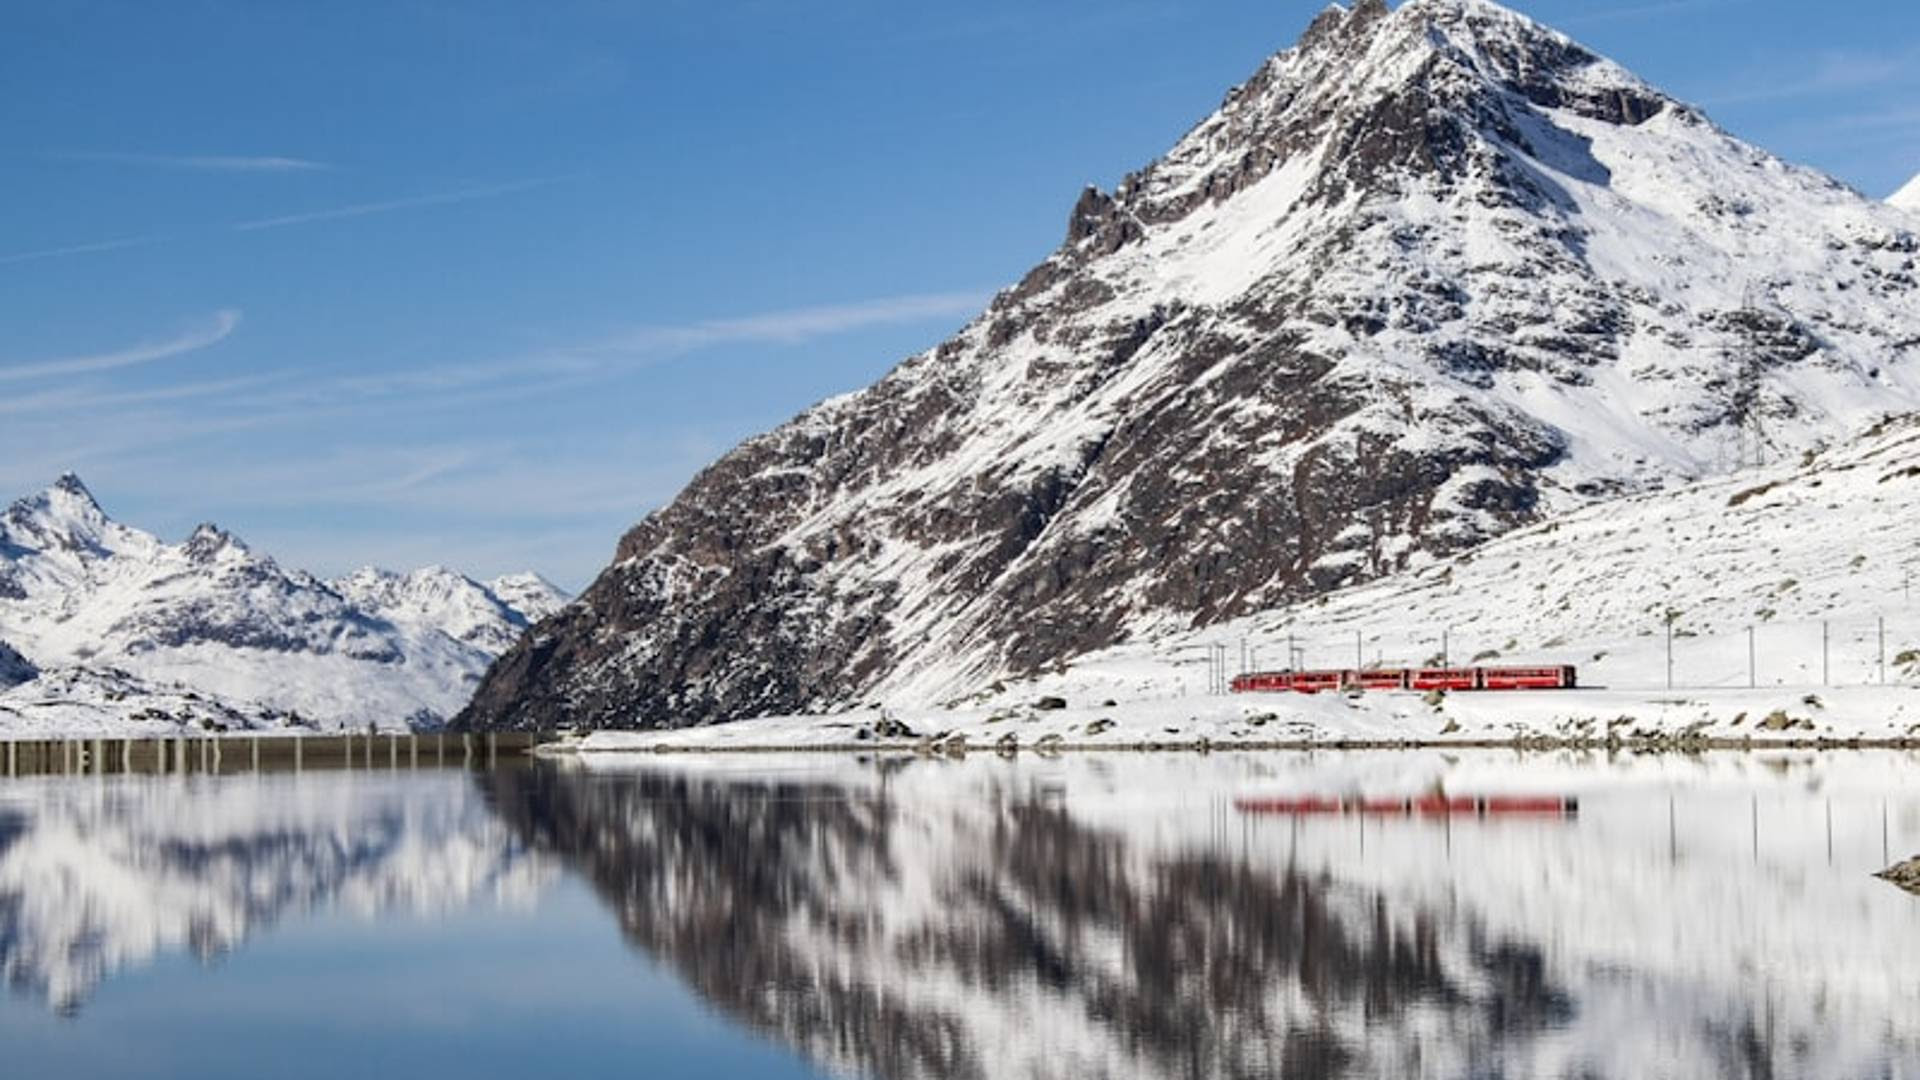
[1205,616,1903,693]
[1667,616,1892,691]
[0,732,543,780]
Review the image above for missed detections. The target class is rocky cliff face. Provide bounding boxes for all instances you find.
[461,0,1920,731]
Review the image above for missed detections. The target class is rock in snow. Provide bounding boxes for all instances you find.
[460,0,1920,732]
[0,639,35,689]
[0,475,567,735]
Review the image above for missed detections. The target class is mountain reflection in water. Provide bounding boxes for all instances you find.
[0,767,546,1013]
[484,753,1920,1080]
[1,750,1917,1079]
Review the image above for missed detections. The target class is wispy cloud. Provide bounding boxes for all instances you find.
[594,292,989,353]
[300,291,990,403]
[46,151,330,172]
[0,234,163,266]
[0,175,569,269]
[231,176,564,232]
[1703,44,1920,107]
[0,310,241,383]
[1560,0,1746,26]
[0,373,282,417]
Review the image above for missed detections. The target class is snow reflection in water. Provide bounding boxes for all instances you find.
[0,750,1916,1079]
[488,751,1920,1080]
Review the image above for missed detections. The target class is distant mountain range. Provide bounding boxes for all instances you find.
[0,474,567,735]
[460,0,1920,732]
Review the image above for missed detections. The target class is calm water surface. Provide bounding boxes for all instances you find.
[1,746,1916,1079]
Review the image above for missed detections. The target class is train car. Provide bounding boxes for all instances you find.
[1479,666,1578,691]
[1350,669,1411,691]
[1289,670,1345,694]
[1409,668,1478,691]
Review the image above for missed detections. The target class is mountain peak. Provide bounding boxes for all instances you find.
[4,473,114,554]
[44,473,107,520]
[459,1,1916,732]
[52,472,95,499]
[181,522,248,563]
[1894,173,1920,212]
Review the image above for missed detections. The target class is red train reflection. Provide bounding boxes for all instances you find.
[1235,794,1579,818]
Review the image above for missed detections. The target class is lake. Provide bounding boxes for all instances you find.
[1,742,1916,1079]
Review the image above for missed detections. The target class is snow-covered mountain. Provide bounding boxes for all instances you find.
[461,0,1920,732]
[483,571,570,625]
[331,566,565,657]
[1893,172,1920,213]
[0,475,567,735]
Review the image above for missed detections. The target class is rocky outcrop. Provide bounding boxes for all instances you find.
[460,0,1920,731]
[1879,857,1920,896]
[0,639,34,689]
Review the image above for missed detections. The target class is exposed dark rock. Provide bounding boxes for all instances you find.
[0,640,35,689]
[1877,857,1920,896]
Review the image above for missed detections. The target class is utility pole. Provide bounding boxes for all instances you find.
[1748,625,1756,689]
[1354,630,1363,671]
[1822,621,1830,687]
[1442,628,1451,668]
[1879,616,1887,685]
[1665,611,1675,691]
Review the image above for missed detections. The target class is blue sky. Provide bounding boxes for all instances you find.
[3,0,1917,590]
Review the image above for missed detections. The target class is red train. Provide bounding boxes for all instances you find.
[1230,665,1576,694]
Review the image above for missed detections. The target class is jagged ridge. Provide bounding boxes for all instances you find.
[0,475,567,734]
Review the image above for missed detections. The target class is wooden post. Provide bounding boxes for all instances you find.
[1665,614,1674,691]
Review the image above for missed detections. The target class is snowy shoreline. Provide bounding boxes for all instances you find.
[549,684,1920,756]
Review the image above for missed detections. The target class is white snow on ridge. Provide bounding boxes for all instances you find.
[1892,172,1920,212]
[0,476,568,736]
